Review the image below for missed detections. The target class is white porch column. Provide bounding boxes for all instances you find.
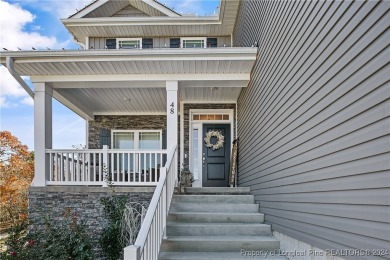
[166,81,178,146]
[32,82,52,186]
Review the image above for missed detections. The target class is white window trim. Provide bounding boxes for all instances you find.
[181,37,207,48]
[111,130,162,150]
[116,38,143,49]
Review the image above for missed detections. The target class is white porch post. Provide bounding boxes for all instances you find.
[166,81,178,146]
[32,82,52,186]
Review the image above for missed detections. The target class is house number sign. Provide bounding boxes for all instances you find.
[170,102,175,114]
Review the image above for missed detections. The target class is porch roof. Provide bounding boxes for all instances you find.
[0,47,257,120]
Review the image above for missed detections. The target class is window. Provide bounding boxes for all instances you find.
[192,114,230,121]
[116,38,142,49]
[112,130,161,149]
[181,38,207,48]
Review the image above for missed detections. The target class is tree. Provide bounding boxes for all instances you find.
[0,131,34,227]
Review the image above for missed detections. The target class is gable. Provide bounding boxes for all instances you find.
[111,5,149,17]
[70,0,180,19]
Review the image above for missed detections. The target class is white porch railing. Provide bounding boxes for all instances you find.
[46,145,167,186]
[124,145,178,260]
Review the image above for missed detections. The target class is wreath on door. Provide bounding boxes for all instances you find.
[204,130,225,150]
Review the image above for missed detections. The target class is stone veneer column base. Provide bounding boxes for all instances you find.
[273,231,345,260]
[28,186,154,259]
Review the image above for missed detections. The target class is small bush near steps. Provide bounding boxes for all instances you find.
[0,209,93,260]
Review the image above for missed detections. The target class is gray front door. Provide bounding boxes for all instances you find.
[202,124,231,187]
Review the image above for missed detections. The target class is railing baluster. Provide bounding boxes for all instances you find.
[127,152,131,183]
[138,153,141,183]
[93,153,96,182]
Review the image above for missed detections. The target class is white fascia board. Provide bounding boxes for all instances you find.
[68,0,110,19]
[53,90,94,120]
[5,49,257,64]
[31,74,251,83]
[142,0,180,17]
[61,16,220,26]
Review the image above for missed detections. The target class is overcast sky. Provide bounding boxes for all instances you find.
[0,0,219,150]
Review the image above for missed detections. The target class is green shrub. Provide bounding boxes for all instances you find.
[100,196,128,260]
[0,209,93,260]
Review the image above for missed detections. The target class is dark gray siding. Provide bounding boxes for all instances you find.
[234,1,390,259]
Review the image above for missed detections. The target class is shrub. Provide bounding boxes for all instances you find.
[100,196,128,260]
[0,208,93,260]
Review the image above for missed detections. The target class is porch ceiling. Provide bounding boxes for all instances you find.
[53,85,242,116]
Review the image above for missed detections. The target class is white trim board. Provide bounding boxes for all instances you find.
[188,108,234,187]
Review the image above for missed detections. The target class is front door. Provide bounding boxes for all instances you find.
[202,124,231,187]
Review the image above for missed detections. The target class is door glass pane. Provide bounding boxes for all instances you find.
[192,128,199,179]
[113,132,134,149]
[139,132,160,149]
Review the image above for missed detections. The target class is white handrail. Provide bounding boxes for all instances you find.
[124,145,178,259]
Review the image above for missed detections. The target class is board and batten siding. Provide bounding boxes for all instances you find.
[234,1,390,259]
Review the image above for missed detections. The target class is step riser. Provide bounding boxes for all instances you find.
[168,213,264,223]
[161,240,280,252]
[170,203,259,213]
[185,187,251,195]
[159,252,288,260]
[167,224,271,236]
[172,195,254,204]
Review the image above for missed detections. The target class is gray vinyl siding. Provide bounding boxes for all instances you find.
[234,1,390,259]
[88,36,231,49]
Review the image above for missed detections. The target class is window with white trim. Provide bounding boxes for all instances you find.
[192,113,230,121]
[181,37,207,48]
[116,38,142,49]
[112,130,161,149]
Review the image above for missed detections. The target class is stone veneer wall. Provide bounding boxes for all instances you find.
[88,115,167,149]
[28,187,154,258]
[183,103,236,167]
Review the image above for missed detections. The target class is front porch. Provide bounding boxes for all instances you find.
[3,47,258,187]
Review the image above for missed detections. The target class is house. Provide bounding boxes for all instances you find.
[1,0,389,259]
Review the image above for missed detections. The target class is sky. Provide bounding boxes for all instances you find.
[0,0,219,150]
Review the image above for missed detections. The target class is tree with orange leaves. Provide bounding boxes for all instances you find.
[0,131,34,228]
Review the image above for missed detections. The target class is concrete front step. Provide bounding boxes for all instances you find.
[170,203,259,213]
[185,187,251,195]
[159,251,288,260]
[161,236,280,252]
[172,195,255,204]
[166,223,271,236]
[168,212,265,223]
